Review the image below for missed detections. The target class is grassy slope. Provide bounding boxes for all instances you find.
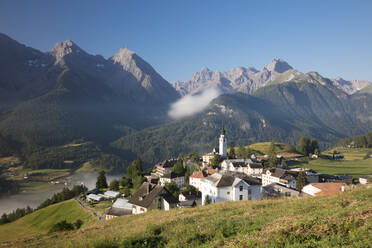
[2,187,372,248]
[0,199,94,244]
[229,142,298,156]
[248,142,297,155]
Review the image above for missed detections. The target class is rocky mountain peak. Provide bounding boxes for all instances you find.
[111,47,136,64]
[50,40,85,61]
[266,58,293,73]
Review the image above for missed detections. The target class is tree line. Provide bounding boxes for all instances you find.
[339,132,372,148]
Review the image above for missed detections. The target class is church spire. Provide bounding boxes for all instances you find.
[221,122,225,135]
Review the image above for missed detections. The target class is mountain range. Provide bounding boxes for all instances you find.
[173,58,371,96]
[0,33,372,169]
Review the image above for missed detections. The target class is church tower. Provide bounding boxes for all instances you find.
[219,125,227,158]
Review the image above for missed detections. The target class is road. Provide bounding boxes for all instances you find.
[75,198,105,221]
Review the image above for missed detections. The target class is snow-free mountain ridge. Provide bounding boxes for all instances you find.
[174,58,372,96]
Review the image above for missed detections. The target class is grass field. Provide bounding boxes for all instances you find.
[229,142,300,157]
[0,199,95,244]
[290,147,372,178]
[323,147,372,160]
[1,186,371,248]
[294,158,372,178]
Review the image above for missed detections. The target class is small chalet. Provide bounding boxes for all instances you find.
[128,182,178,214]
[104,190,120,198]
[86,193,103,202]
[302,182,348,196]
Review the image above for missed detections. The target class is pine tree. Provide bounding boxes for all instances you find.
[96,170,108,189]
[172,156,186,175]
[310,139,319,155]
[228,147,236,159]
[126,158,143,180]
[297,136,310,156]
[296,171,307,191]
[210,155,221,169]
[268,142,277,167]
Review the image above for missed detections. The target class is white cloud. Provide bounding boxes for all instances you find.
[168,87,221,119]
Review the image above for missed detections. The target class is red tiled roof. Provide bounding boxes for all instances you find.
[311,182,346,196]
[206,169,216,175]
[190,171,205,179]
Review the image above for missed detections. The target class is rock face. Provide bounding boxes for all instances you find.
[174,58,371,96]
[331,77,371,94]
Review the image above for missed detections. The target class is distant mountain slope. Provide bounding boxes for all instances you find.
[0,33,179,167]
[114,80,372,167]
[173,58,371,96]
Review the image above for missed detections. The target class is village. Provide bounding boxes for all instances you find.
[82,127,372,220]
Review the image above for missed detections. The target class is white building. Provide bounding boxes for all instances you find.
[219,126,227,158]
[159,172,185,188]
[262,168,297,189]
[104,190,120,198]
[221,159,263,177]
[86,193,103,202]
[189,170,217,190]
[200,172,262,205]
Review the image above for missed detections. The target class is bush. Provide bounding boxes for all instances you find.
[49,220,75,233]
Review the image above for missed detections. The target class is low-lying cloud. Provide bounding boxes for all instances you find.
[169,87,221,119]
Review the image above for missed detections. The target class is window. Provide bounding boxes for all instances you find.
[239,195,243,200]
[239,186,243,191]
[285,192,291,197]
[227,191,230,195]
[248,189,252,194]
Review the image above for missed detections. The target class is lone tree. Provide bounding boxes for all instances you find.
[210,155,222,169]
[172,155,186,175]
[228,147,236,159]
[268,142,278,167]
[96,170,108,189]
[296,171,307,191]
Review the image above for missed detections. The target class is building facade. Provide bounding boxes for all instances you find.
[200,172,262,205]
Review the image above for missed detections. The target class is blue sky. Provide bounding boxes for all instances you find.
[1,0,371,82]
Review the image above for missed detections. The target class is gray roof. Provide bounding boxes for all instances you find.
[112,198,132,209]
[204,172,260,187]
[128,182,178,208]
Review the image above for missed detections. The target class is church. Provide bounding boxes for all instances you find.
[202,126,227,167]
